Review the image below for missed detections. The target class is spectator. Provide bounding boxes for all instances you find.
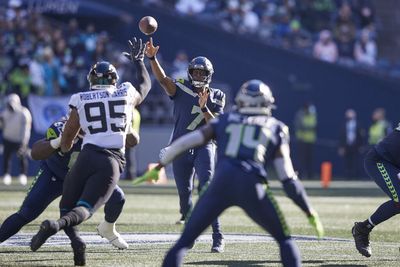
[175,0,206,16]
[313,30,338,63]
[0,94,32,186]
[294,102,317,179]
[338,109,365,178]
[368,108,392,146]
[171,50,189,80]
[354,29,377,67]
[334,3,356,63]
[8,59,31,104]
[41,47,66,96]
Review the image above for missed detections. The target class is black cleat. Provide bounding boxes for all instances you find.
[71,237,86,266]
[30,220,59,252]
[352,222,372,257]
[175,215,185,225]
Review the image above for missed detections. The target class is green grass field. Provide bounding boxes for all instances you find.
[0,180,399,266]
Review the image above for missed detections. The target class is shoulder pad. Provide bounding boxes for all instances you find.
[119,82,134,89]
[46,120,66,140]
[174,78,185,85]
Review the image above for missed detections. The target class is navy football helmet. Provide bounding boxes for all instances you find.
[235,79,275,115]
[187,56,214,88]
[87,61,119,89]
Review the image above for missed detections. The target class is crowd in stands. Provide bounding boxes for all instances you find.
[0,0,175,123]
[163,0,381,71]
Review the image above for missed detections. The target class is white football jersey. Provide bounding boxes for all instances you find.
[69,82,140,150]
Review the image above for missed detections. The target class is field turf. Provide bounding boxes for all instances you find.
[0,180,399,266]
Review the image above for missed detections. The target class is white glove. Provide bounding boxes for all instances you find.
[50,135,62,149]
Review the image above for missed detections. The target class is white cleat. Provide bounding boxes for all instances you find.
[97,221,129,250]
[18,174,27,186]
[3,173,11,185]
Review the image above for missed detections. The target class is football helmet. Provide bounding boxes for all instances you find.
[235,79,275,115]
[187,56,214,88]
[87,61,119,89]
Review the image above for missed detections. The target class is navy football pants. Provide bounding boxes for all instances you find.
[172,143,221,238]
[364,148,400,202]
[163,160,301,267]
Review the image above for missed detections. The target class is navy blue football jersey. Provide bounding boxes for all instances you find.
[171,79,225,142]
[210,112,289,179]
[43,119,82,179]
[375,126,400,167]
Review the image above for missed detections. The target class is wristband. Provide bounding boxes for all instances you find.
[201,106,209,113]
[50,136,61,149]
[148,56,155,60]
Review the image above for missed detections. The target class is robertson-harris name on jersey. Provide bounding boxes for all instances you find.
[80,88,128,101]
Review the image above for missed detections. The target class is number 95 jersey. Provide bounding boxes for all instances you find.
[68,82,139,150]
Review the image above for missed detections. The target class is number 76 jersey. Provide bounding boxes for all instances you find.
[68,82,139,150]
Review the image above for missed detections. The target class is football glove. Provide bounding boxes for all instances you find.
[123,37,146,61]
[308,212,324,239]
[132,168,160,186]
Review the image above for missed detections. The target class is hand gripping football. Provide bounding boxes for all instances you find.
[139,16,158,35]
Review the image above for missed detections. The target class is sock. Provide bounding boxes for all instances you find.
[104,200,125,223]
[369,200,400,226]
[0,213,28,243]
[57,207,91,230]
[282,178,313,216]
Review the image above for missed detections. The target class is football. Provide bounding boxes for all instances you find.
[139,16,158,35]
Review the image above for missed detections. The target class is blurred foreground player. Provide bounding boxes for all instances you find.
[352,123,400,257]
[143,79,324,266]
[30,37,150,266]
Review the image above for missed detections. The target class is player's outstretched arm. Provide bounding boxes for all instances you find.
[31,138,61,160]
[273,143,324,238]
[61,108,81,153]
[123,37,151,104]
[133,124,214,186]
[145,37,176,96]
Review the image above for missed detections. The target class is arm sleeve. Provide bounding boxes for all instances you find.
[273,124,297,180]
[132,60,151,105]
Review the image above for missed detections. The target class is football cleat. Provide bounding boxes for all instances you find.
[352,222,372,257]
[211,237,224,253]
[30,220,59,251]
[97,221,128,249]
[71,237,86,266]
[18,174,27,186]
[3,173,11,185]
[308,212,324,239]
[175,215,185,225]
